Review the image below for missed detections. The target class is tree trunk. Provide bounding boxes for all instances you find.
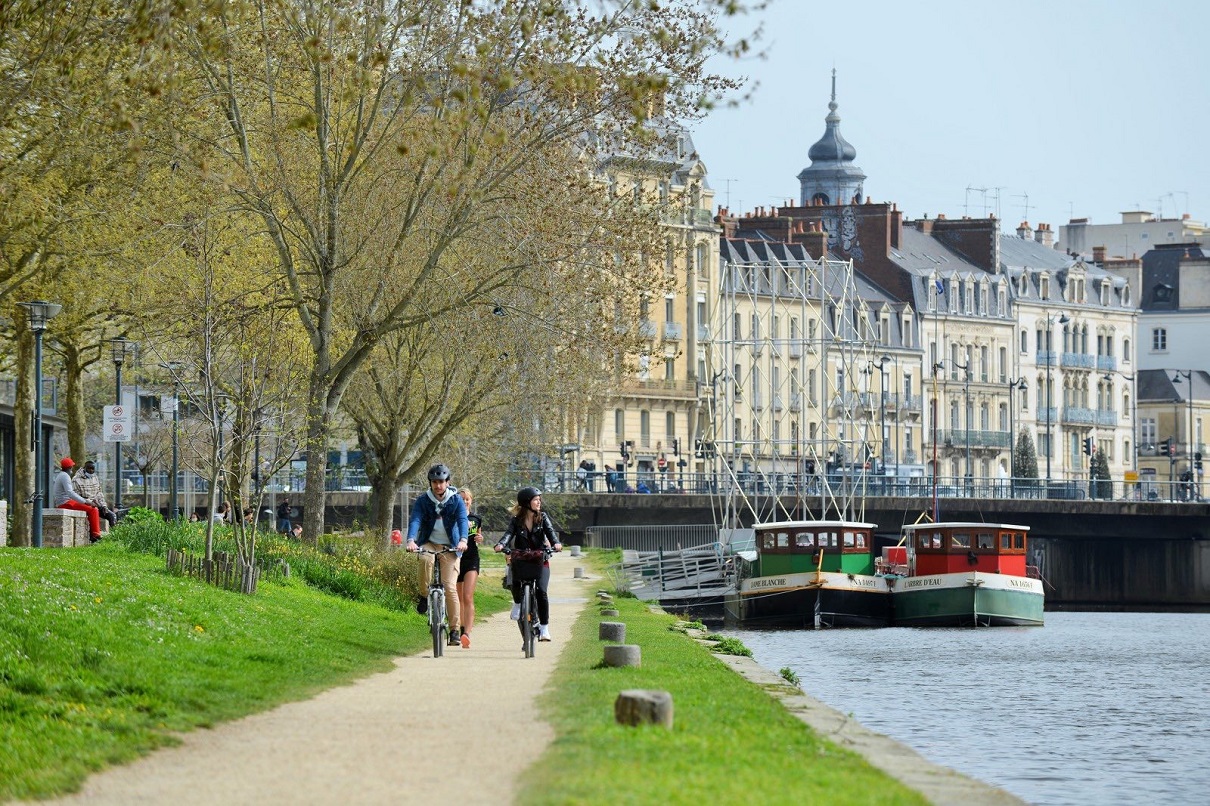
[301,381,331,543]
[369,479,400,551]
[11,330,34,547]
[62,343,87,461]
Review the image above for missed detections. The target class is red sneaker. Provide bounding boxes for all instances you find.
[460,633,470,649]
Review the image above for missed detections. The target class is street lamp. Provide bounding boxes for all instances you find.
[110,339,138,510]
[1173,370,1194,499]
[1042,312,1070,491]
[1007,377,1027,496]
[954,359,972,493]
[160,361,185,520]
[19,301,62,548]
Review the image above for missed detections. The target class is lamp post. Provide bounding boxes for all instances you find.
[160,362,185,520]
[19,301,62,548]
[954,359,972,494]
[1042,312,1070,492]
[1173,370,1193,500]
[110,339,137,510]
[1007,377,1027,497]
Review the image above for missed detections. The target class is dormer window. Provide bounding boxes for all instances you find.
[1040,275,1050,299]
[1100,280,1110,306]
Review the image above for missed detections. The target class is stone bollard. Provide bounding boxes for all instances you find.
[599,621,626,642]
[574,567,585,578]
[597,592,614,602]
[601,608,620,617]
[614,689,673,728]
[569,545,582,557]
[602,644,641,668]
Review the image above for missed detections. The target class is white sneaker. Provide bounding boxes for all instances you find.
[510,603,521,620]
[538,624,552,642]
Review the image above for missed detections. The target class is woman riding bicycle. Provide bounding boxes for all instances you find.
[494,487,561,642]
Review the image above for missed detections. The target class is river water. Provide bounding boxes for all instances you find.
[723,612,1210,805]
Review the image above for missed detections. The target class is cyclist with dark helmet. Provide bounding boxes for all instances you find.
[494,486,562,642]
[406,463,469,647]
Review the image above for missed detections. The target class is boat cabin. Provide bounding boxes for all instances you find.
[900,522,1030,576]
[754,521,877,577]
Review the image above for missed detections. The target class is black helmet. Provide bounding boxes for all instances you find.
[517,486,542,508]
[427,464,452,482]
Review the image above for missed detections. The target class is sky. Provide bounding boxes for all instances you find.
[690,0,1209,243]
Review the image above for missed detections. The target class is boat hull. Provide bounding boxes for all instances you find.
[893,571,1044,627]
[735,571,892,628]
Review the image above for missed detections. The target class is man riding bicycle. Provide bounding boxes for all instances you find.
[494,487,561,642]
[406,464,469,647]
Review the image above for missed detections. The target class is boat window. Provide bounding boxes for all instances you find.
[843,531,855,547]
[1014,533,1025,549]
[856,533,867,549]
[762,534,777,550]
[777,532,790,548]
[1000,533,1012,550]
[976,533,994,550]
[950,533,971,549]
[796,532,815,548]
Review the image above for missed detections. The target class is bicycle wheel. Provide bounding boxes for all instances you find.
[431,590,445,657]
[521,585,535,658]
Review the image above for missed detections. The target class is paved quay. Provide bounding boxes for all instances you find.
[47,554,1018,805]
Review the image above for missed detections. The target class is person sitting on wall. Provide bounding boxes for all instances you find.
[53,458,103,543]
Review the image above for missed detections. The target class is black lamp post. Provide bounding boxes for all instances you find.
[20,301,62,548]
[110,339,137,510]
[1042,312,1070,491]
[954,359,972,493]
[1173,370,1194,499]
[160,362,185,520]
[1007,377,1027,496]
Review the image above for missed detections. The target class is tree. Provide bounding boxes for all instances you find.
[1013,429,1038,481]
[1090,449,1112,500]
[162,0,742,541]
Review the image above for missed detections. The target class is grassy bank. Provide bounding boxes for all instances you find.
[0,537,509,801]
[523,555,928,805]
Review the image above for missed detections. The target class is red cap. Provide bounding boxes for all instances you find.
[390,529,403,545]
[60,457,75,470]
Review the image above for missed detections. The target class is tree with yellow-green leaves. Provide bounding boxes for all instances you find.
[155,0,745,540]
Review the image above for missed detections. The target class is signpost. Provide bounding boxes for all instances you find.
[103,405,132,443]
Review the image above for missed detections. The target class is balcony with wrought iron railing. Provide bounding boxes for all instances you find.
[1061,407,1096,425]
[933,429,1013,449]
[621,378,700,399]
[638,319,657,339]
[1061,352,1096,370]
[1095,409,1119,427]
[663,322,683,341]
[1096,355,1117,372]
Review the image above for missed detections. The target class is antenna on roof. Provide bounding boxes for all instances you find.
[1014,192,1030,222]
[722,178,737,210]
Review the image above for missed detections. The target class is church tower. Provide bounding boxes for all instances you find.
[797,71,866,207]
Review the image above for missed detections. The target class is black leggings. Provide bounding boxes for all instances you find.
[510,563,551,625]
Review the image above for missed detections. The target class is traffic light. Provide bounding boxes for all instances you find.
[672,437,680,456]
[1159,438,1175,458]
[1082,437,1094,456]
[1196,452,1203,472]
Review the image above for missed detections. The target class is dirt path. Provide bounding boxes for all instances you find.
[51,557,591,806]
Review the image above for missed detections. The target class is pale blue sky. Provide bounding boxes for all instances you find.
[691,0,1209,245]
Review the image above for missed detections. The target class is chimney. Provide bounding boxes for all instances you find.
[1092,245,1106,264]
[1016,221,1033,239]
[916,217,934,235]
[798,221,828,259]
[1035,222,1054,248]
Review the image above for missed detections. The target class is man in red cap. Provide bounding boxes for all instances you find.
[52,458,103,543]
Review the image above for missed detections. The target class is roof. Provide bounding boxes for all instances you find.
[1140,243,1207,310]
[1138,368,1210,403]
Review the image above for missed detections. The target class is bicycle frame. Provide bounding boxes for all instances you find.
[421,548,456,658]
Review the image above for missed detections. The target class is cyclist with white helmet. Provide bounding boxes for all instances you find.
[494,487,562,642]
[406,464,469,647]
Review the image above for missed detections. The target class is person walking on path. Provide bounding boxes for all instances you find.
[72,459,118,530]
[406,464,468,647]
[456,487,483,649]
[53,458,103,543]
[494,486,561,642]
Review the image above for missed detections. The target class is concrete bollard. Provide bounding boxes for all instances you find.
[602,644,641,668]
[614,689,673,728]
[601,608,620,617]
[597,592,614,602]
[599,621,626,642]
[569,545,582,557]
[574,567,585,578]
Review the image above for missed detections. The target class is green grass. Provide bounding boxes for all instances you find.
[0,540,505,800]
[521,561,928,805]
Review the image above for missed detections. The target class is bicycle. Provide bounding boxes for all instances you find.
[505,547,557,658]
[416,547,458,657]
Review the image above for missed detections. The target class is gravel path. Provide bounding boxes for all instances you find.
[51,557,591,806]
